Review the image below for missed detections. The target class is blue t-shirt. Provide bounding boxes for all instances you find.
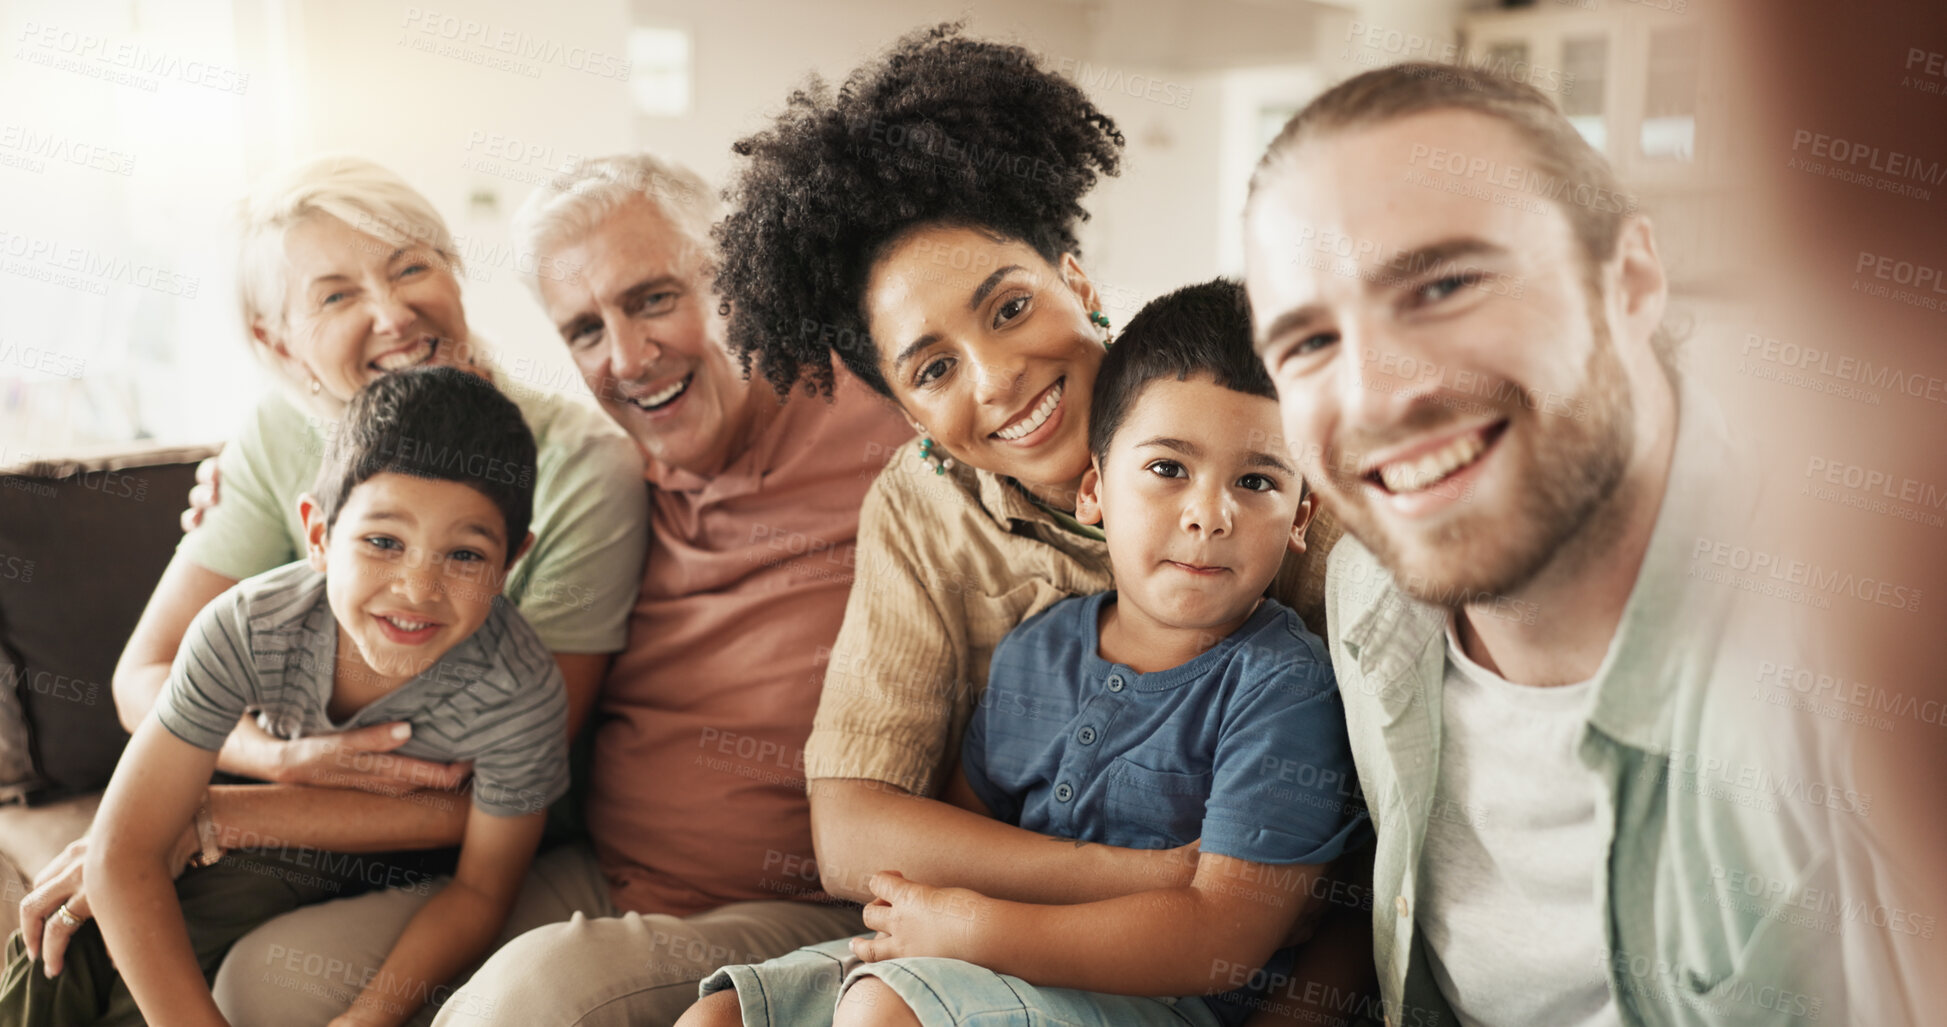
[962,591,1367,1025]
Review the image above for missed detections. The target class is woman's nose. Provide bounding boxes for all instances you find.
[967,350,1027,407]
[369,289,418,337]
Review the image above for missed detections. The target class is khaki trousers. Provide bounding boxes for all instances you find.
[210,842,864,1027]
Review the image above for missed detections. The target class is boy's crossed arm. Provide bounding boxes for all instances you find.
[331,803,544,1027]
[849,851,1319,996]
[848,762,1321,997]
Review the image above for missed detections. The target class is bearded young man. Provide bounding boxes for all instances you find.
[1244,64,1922,1027]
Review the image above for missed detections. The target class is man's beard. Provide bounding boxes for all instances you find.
[1326,308,1637,608]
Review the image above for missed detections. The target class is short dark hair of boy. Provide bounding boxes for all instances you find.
[1088,278,1278,462]
[312,367,537,566]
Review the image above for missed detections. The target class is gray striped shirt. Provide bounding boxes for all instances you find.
[156,561,568,817]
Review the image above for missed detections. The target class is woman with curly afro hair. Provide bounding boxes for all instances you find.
[680,22,1357,1027]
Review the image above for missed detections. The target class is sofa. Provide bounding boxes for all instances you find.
[0,442,218,940]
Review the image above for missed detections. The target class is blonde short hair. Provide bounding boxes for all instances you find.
[237,155,462,341]
[511,151,716,296]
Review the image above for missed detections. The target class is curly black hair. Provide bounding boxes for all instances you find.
[713,22,1126,399]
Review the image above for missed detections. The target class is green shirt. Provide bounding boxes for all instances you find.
[178,372,649,654]
[1325,387,1885,1027]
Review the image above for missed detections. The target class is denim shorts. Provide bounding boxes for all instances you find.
[698,935,1226,1027]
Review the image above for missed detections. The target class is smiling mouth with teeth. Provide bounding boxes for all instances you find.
[371,337,441,372]
[380,614,434,631]
[630,372,693,412]
[992,378,1064,442]
[1367,422,1505,494]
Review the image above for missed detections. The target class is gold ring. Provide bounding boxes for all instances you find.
[53,903,82,928]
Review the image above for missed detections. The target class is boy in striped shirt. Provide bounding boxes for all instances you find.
[4,366,566,1027]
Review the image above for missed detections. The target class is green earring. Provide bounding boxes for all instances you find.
[1088,310,1111,329]
[917,437,953,475]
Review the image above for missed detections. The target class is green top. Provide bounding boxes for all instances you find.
[178,370,650,654]
[1324,386,1883,1026]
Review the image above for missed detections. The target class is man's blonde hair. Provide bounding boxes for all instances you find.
[1250,61,1673,367]
[1250,61,1637,271]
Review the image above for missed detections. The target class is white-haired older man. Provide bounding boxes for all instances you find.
[212,153,911,1026]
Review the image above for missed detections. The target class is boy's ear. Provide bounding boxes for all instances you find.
[298,493,330,571]
[1074,458,1106,527]
[1286,489,1316,557]
[509,531,535,568]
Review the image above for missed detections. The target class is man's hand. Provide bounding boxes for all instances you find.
[18,824,206,976]
[253,719,471,796]
[179,456,219,533]
[849,871,993,964]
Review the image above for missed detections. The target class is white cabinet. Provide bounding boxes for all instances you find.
[1460,2,1732,291]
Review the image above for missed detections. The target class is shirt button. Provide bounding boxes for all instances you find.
[1106,674,1125,692]
[1076,726,1097,745]
[1395,895,1410,918]
[1055,782,1074,802]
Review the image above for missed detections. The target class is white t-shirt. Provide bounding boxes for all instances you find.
[1415,616,1622,1027]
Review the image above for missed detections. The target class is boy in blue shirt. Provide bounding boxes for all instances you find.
[3,367,568,1027]
[684,279,1367,1027]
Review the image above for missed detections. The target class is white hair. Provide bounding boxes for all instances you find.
[237,155,462,337]
[233,155,465,411]
[510,151,717,296]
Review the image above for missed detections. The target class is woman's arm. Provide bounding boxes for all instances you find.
[809,778,1200,906]
[553,652,609,739]
[86,717,231,1026]
[332,808,546,1027]
[112,553,238,734]
[851,850,1320,996]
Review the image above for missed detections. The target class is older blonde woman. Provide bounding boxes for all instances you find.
[9,156,647,1012]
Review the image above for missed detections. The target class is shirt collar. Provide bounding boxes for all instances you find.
[643,388,789,498]
[975,467,1065,533]
[1581,380,1750,750]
